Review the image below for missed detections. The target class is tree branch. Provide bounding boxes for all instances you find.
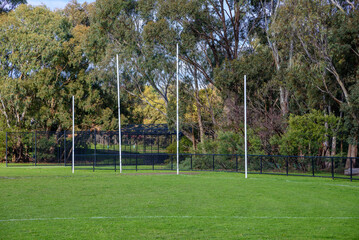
[0,94,11,128]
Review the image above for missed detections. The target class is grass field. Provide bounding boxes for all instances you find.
[0,164,358,239]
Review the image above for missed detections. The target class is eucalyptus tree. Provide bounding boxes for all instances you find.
[146,0,260,124]
[0,4,105,132]
[0,5,72,130]
[0,5,71,162]
[63,0,92,27]
[138,0,271,144]
[86,0,184,134]
[271,0,359,159]
[86,0,278,148]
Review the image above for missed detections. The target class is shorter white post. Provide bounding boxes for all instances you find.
[72,95,75,174]
[117,54,122,173]
[176,43,179,175]
[244,75,247,178]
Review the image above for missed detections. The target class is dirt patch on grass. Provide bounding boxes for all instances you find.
[123,172,200,176]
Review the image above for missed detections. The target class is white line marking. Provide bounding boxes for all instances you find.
[323,183,359,188]
[1,216,358,222]
[285,180,359,188]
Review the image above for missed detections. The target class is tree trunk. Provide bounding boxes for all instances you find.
[192,126,197,151]
[322,120,331,169]
[346,135,357,168]
[331,111,342,157]
[331,136,336,156]
[322,121,331,157]
[193,68,205,143]
[280,86,289,116]
[223,90,241,129]
[196,101,205,143]
[181,129,195,147]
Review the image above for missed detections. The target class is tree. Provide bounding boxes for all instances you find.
[132,86,167,124]
[0,4,111,132]
[0,5,72,130]
[87,0,191,138]
[63,0,92,27]
[0,0,26,14]
[277,110,340,157]
[271,0,359,160]
[145,0,262,127]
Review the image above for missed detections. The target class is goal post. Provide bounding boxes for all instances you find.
[72,95,75,174]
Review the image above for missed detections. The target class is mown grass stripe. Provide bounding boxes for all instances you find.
[1,216,358,222]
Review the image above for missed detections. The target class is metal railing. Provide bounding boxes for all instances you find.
[4,130,358,181]
[71,153,358,181]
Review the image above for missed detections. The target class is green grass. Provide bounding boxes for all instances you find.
[0,164,358,239]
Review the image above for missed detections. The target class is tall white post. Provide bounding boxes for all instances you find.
[116,54,122,173]
[244,75,248,178]
[72,95,75,174]
[176,43,179,175]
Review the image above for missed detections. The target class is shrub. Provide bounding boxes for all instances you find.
[275,110,340,156]
[197,130,264,155]
[166,136,192,153]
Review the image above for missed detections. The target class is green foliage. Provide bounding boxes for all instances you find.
[0,0,358,159]
[0,4,112,132]
[36,136,57,162]
[63,0,92,27]
[86,0,137,62]
[166,136,192,153]
[271,0,359,150]
[132,86,167,124]
[275,110,340,156]
[0,5,71,130]
[0,117,10,160]
[214,46,275,99]
[342,83,359,144]
[197,130,264,155]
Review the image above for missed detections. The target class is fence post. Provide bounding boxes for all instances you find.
[191,154,193,171]
[157,135,159,154]
[171,155,173,170]
[35,131,37,167]
[350,158,353,182]
[312,157,315,177]
[152,155,154,171]
[286,157,289,176]
[64,130,66,166]
[93,154,95,172]
[129,135,131,154]
[114,155,116,172]
[150,135,152,153]
[94,130,96,170]
[260,156,262,174]
[32,132,35,164]
[57,133,60,164]
[212,154,215,171]
[5,132,8,167]
[143,134,146,153]
[331,157,334,180]
[236,155,238,172]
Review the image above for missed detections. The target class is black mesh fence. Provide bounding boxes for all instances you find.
[245,155,359,181]
[73,153,175,171]
[5,129,176,166]
[5,132,35,166]
[4,130,359,181]
[36,132,63,165]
